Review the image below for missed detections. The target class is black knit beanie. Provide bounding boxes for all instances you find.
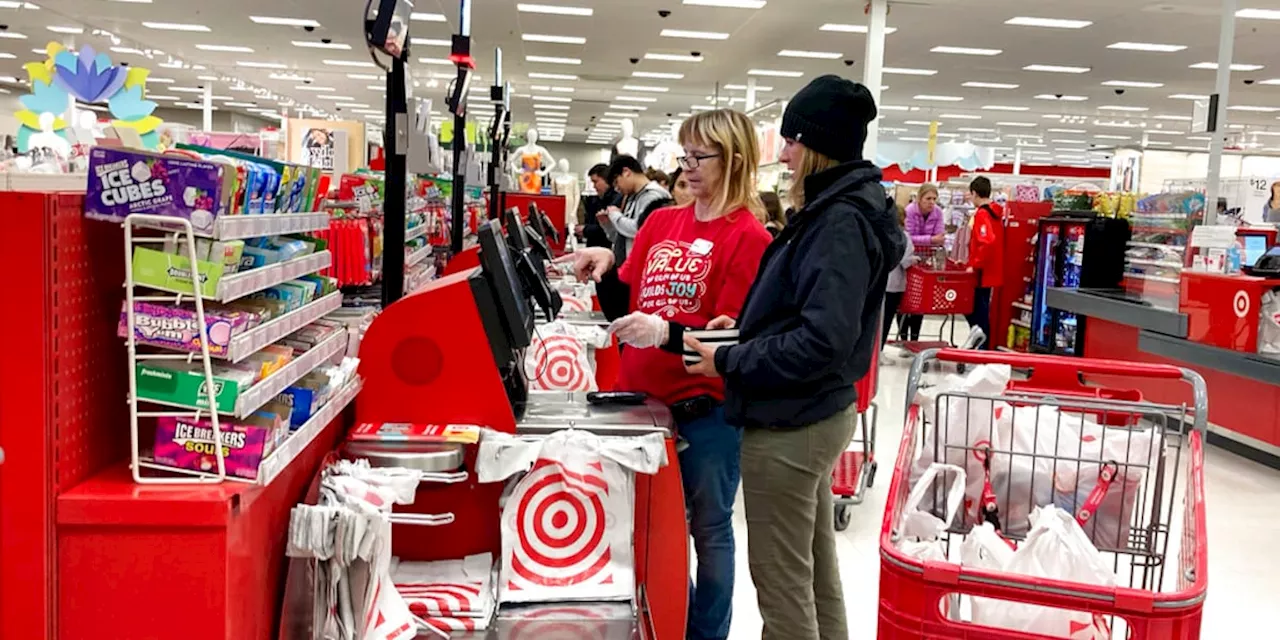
[781,75,877,162]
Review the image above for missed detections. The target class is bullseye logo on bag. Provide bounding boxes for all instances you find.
[507,460,615,593]
[530,335,592,392]
[636,240,714,318]
[1234,290,1251,318]
[944,289,958,302]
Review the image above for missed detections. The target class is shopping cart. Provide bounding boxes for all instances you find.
[831,330,879,531]
[879,349,1208,639]
[891,263,979,354]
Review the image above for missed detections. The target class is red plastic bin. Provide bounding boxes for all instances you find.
[878,349,1209,639]
[900,266,977,316]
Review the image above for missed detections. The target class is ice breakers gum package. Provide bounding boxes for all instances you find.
[85,147,226,234]
[153,416,269,480]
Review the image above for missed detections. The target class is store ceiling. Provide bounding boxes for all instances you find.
[11,0,1280,167]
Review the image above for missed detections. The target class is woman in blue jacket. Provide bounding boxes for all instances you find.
[685,75,905,640]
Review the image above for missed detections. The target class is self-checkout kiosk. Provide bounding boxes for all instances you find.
[352,219,687,638]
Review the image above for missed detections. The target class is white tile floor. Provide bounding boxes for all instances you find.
[717,347,1280,639]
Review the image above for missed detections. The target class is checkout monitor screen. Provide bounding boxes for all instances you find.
[477,219,534,349]
[1243,233,1269,267]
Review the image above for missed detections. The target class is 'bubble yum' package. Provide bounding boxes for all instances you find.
[84,147,228,235]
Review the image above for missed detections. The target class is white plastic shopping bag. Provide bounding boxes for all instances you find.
[525,321,600,392]
[910,364,1013,524]
[979,506,1115,639]
[958,522,1016,623]
[897,463,966,562]
[555,281,595,315]
[477,429,668,603]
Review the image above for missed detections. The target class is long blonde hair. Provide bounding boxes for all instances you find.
[788,145,840,209]
[678,109,764,219]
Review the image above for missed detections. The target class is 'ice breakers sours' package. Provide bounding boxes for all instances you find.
[84,146,226,235]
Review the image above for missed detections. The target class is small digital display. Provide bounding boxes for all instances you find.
[1244,234,1269,267]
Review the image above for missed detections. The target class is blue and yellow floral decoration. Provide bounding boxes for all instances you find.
[16,42,163,152]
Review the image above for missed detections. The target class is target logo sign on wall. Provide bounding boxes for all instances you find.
[527,334,596,392]
[1234,290,1251,319]
[500,460,634,603]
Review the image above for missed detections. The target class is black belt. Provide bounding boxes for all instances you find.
[670,394,718,425]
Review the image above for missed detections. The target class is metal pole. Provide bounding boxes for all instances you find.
[1205,0,1237,226]
[202,84,213,131]
[449,0,473,253]
[745,77,758,112]
[488,48,503,222]
[382,57,408,307]
[863,0,888,161]
[1014,147,1023,175]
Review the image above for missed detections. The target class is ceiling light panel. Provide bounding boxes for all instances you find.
[250,16,320,27]
[522,34,586,44]
[616,95,658,103]
[748,68,803,77]
[915,95,964,101]
[198,44,254,52]
[1024,64,1091,73]
[883,67,937,76]
[143,21,210,31]
[517,3,592,16]
[1107,42,1187,52]
[1099,105,1149,112]
[683,0,767,8]
[1035,94,1089,101]
[778,49,842,59]
[526,55,581,65]
[661,28,729,40]
[1190,62,1264,71]
[410,12,446,21]
[982,105,1030,111]
[237,61,287,69]
[324,59,375,67]
[1102,80,1164,88]
[529,72,579,80]
[645,52,704,62]
[964,81,1019,89]
[931,46,1002,56]
[997,122,1038,128]
[292,41,351,50]
[939,113,982,119]
[47,26,83,34]
[1238,8,1280,19]
[633,71,683,79]
[1170,93,1210,99]
[819,23,897,34]
[1005,17,1093,29]
[622,84,668,92]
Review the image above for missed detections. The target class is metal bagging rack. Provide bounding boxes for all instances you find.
[121,211,353,485]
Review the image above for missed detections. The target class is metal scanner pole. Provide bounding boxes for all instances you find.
[487,48,506,221]
[449,0,473,254]
[382,55,408,306]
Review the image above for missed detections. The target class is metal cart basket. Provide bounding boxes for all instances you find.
[878,349,1208,639]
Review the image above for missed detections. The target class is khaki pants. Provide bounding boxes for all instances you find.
[741,405,857,640]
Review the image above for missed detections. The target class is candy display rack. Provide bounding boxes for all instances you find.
[120,211,353,485]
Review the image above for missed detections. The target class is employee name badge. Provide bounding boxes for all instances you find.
[689,238,714,256]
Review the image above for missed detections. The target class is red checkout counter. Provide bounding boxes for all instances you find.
[352,218,687,638]
[1048,271,1280,468]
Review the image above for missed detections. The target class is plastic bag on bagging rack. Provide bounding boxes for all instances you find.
[476,429,668,604]
[897,463,966,562]
[979,505,1115,639]
[910,364,1013,524]
[1260,291,1280,354]
[525,321,599,392]
[958,522,1016,624]
[556,281,596,315]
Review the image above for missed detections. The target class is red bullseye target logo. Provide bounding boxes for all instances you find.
[944,289,958,303]
[561,296,590,313]
[1234,290,1250,318]
[508,461,614,592]
[532,335,591,391]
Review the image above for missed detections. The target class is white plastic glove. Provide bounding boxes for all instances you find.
[608,312,669,349]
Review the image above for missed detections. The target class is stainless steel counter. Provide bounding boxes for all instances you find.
[515,392,673,438]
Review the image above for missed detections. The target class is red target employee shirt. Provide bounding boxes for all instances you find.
[616,204,772,406]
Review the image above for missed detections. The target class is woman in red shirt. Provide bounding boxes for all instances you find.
[566,109,772,640]
[965,176,1004,349]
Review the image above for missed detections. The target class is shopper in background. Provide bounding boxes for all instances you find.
[1266,182,1280,223]
[600,155,671,265]
[759,191,786,237]
[646,167,670,190]
[899,183,945,343]
[883,207,917,350]
[670,167,695,206]
[684,75,905,640]
[965,176,1004,349]
[583,163,618,249]
[562,109,772,640]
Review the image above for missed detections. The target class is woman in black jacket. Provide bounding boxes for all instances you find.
[685,75,905,640]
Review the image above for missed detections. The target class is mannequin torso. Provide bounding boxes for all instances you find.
[510,128,556,194]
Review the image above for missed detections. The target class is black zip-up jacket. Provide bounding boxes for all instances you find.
[714,160,906,429]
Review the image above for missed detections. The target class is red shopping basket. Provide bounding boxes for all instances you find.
[900,266,977,316]
[879,349,1209,639]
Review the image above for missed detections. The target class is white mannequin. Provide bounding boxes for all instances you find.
[511,127,556,193]
[551,158,580,222]
[646,122,681,173]
[615,119,639,159]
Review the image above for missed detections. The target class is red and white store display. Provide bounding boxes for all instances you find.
[393,553,497,634]
[477,430,668,604]
[524,321,608,393]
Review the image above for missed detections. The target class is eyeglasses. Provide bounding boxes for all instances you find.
[678,153,720,170]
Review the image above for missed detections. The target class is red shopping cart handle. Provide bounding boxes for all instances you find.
[933,348,1186,380]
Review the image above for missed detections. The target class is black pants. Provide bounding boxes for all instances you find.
[898,314,923,341]
[882,291,904,348]
[596,269,631,322]
[965,287,993,350]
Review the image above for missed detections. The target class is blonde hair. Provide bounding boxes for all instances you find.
[918,183,939,201]
[788,146,840,209]
[678,109,764,219]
